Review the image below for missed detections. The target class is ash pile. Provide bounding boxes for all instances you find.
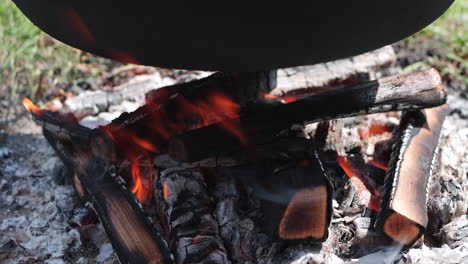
[1,46,467,264]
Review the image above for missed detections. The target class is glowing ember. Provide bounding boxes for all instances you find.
[358,123,393,139]
[102,89,247,203]
[337,156,381,211]
[260,92,298,104]
[368,159,389,171]
[162,183,169,200]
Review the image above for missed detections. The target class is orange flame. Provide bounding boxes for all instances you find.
[129,152,153,203]
[131,136,159,152]
[162,183,170,200]
[337,156,381,211]
[260,92,298,104]
[22,97,42,115]
[102,89,246,203]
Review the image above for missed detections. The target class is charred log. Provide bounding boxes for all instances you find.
[375,105,450,246]
[170,69,446,162]
[154,166,230,264]
[237,138,333,242]
[27,109,173,264]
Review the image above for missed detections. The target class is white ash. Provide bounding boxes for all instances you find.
[0,147,12,159]
[96,243,115,263]
[405,244,468,264]
[0,135,118,263]
[2,70,467,263]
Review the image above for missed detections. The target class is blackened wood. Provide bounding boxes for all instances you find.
[154,167,230,264]
[95,71,276,159]
[213,169,269,263]
[271,46,396,96]
[375,105,450,246]
[145,71,276,108]
[28,109,91,146]
[237,138,333,242]
[169,69,446,162]
[78,158,173,264]
[28,110,174,264]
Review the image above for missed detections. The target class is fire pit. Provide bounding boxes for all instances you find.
[1,52,467,263]
[2,1,466,263]
[12,49,464,263]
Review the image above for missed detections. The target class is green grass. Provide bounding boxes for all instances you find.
[0,0,466,102]
[1,0,73,99]
[402,0,467,90]
[0,0,115,102]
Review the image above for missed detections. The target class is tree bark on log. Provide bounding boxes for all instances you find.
[154,166,230,264]
[29,111,174,264]
[169,69,446,162]
[375,105,450,246]
[271,46,395,96]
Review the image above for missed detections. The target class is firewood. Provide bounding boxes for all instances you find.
[77,157,173,264]
[375,105,450,246]
[169,69,446,162]
[90,71,276,160]
[237,138,333,242]
[271,46,396,96]
[154,166,230,264]
[28,111,174,264]
[63,76,163,116]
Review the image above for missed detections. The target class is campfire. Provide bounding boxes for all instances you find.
[18,46,458,263]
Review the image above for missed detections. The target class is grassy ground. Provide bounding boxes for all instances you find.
[0,0,466,103]
[0,0,117,102]
[397,0,467,93]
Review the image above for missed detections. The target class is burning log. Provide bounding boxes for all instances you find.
[23,101,173,264]
[91,71,275,161]
[238,138,333,242]
[169,69,446,162]
[154,165,230,264]
[375,105,450,246]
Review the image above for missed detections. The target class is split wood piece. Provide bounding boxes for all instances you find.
[32,114,173,263]
[154,166,230,264]
[26,107,91,145]
[271,46,396,96]
[77,158,173,264]
[169,69,446,162]
[375,105,450,247]
[237,138,333,242]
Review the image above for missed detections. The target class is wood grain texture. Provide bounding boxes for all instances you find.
[375,104,450,246]
[35,112,174,264]
[272,46,396,96]
[169,69,446,162]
